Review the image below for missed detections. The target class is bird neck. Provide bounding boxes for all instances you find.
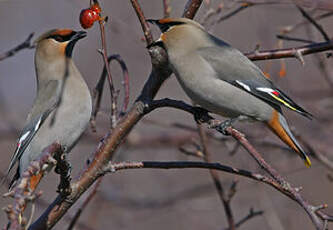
[163,26,213,57]
[35,55,74,88]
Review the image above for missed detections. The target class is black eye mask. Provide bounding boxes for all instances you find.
[158,21,185,32]
[47,31,77,43]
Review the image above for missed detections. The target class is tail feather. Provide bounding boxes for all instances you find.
[266,110,311,167]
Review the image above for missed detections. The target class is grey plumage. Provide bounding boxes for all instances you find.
[149,18,312,166]
[6,29,92,187]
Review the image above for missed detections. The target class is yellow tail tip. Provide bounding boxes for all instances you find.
[304,156,311,168]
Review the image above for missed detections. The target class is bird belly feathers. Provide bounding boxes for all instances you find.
[170,54,273,121]
[20,69,92,174]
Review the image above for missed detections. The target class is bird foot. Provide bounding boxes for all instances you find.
[215,119,235,135]
[54,153,72,197]
[193,107,211,124]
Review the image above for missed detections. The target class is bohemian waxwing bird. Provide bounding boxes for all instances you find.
[147,18,312,167]
[4,29,92,189]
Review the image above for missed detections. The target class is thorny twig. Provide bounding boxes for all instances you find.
[245,39,333,61]
[4,143,63,230]
[141,98,332,229]
[0,33,35,62]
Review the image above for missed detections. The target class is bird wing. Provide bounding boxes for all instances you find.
[197,46,312,119]
[6,80,60,177]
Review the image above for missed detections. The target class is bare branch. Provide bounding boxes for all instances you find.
[67,178,103,230]
[182,0,204,19]
[4,143,63,230]
[276,34,314,43]
[27,2,333,229]
[296,5,330,42]
[130,0,154,46]
[0,33,34,62]
[97,16,118,129]
[162,0,171,18]
[245,39,333,61]
[231,208,264,229]
[91,54,130,129]
[197,123,236,230]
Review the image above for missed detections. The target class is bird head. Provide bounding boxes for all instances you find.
[147,18,207,53]
[34,29,87,60]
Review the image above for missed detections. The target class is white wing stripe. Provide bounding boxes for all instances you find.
[236,80,251,92]
[35,117,42,131]
[256,87,274,93]
[19,131,30,143]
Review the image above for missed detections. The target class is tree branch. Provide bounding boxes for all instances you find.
[0,33,34,62]
[245,39,333,61]
[4,143,63,230]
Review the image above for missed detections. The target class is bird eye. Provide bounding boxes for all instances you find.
[159,21,186,33]
[53,35,64,42]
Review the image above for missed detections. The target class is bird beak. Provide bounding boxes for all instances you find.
[71,31,87,41]
[146,19,159,25]
[65,31,87,57]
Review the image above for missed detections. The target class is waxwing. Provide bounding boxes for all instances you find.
[5,29,92,188]
[148,18,312,167]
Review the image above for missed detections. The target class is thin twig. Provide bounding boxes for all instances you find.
[91,54,130,128]
[276,34,314,43]
[98,17,118,129]
[4,143,63,230]
[130,0,154,46]
[109,55,130,116]
[197,123,236,230]
[281,11,333,35]
[232,208,263,229]
[0,33,35,62]
[217,3,252,22]
[67,177,103,230]
[182,0,204,19]
[28,1,333,228]
[296,5,330,42]
[162,0,171,18]
[245,39,333,61]
[304,21,333,89]
[217,1,281,22]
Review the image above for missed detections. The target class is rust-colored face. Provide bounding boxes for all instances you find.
[35,29,86,58]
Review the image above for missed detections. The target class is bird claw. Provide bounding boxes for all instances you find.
[193,107,210,123]
[54,153,72,197]
[215,119,235,135]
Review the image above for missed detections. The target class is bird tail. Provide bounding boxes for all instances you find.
[266,110,311,167]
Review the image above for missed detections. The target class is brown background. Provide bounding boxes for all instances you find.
[0,0,333,229]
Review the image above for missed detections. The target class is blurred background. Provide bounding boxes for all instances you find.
[0,0,333,229]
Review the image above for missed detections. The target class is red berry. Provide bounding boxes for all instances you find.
[90,4,101,14]
[91,10,100,21]
[80,9,96,29]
